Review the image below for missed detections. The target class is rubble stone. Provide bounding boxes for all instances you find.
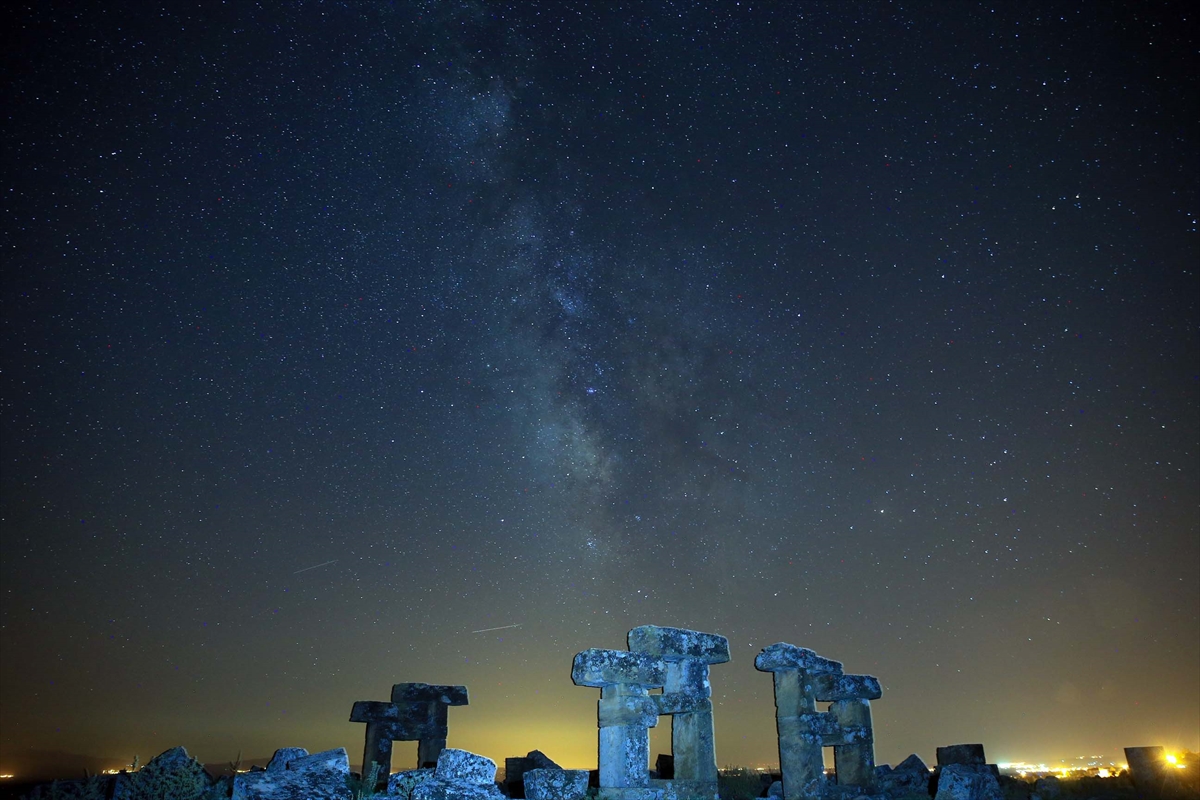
[388,768,435,799]
[435,748,497,785]
[877,753,931,796]
[524,768,590,800]
[932,763,1002,800]
[231,747,351,800]
[266,748,309,773]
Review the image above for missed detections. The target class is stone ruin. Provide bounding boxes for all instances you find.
[349,682,468,787]
[754,642,881,799]
[572,624,730,800]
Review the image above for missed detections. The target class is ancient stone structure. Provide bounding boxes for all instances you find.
[349,682,468,784]
[754,643,881,799]
[572,625,729,800]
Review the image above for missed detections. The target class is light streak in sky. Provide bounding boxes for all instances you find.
[471,623,522,634]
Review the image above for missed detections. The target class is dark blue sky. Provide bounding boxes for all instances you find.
[2,0,1197,777]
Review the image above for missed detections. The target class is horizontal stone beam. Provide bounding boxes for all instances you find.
[350,700,399,724]
[627,625,731,664]
[572,648,666,689]
[390,683,469,706]
[348,701,448,739]
[813,673,882,701]
[754,643,843,675]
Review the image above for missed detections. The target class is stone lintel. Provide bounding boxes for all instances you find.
[627,626,731,664]
[599,696,661,728]
[573,648,666,689]
[351,700,400,723]
[812,673,882,701]
[349,701,448,739]
[391,683,469,706]
[754,643,843,675]
[794,712,841,738]
[654,693,712,716]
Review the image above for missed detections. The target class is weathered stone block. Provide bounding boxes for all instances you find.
[653,693,711,716]
[436,748,497,785]
[599,695,661,728]
[754,643,843,675]
[388,768,435,798]
[933,763,1002,800]
[812,673,882,701]
[627,626,731,664]
[392,683,470,706]
[572,649,666,689]
[524,769,590,800]
[232,747,351,800]
[414,780,505,800]
[664,659,712,697]
[877,753,930,796]
[266,748,309,773]
[936,744,987,767]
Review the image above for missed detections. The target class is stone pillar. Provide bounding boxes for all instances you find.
[755,643,881,799]
[572,647,667,798]
[829,699,873,786]
[350,682,468,787]
[627,624,730,795]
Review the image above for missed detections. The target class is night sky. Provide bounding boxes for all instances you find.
[2,0,1197,780]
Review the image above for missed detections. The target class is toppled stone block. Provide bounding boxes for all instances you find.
[388,768,435,799]
[877,753,931,796]
[524,769,590,800]
[754,644,843,675]
[266,748,309,773]
[572,649,666,689]
[436,748,497,785]
[933,763,1002,800]
[936,744,986,767]
[627,626,731,664]
[410,750,504,800]
[232,747,351,800]
[505,752,562,798]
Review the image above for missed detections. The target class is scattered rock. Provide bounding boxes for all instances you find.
[232,746,351,800]
[878,753,932,796]
[111,746,213,800]
[266,748,309,773]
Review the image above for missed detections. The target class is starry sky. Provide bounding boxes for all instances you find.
[2,0,1197,780]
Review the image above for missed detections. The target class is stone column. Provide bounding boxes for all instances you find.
[756,643,881,799]
[572,647,667,797]
[829,699,873,786]
[627,624,730,793]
